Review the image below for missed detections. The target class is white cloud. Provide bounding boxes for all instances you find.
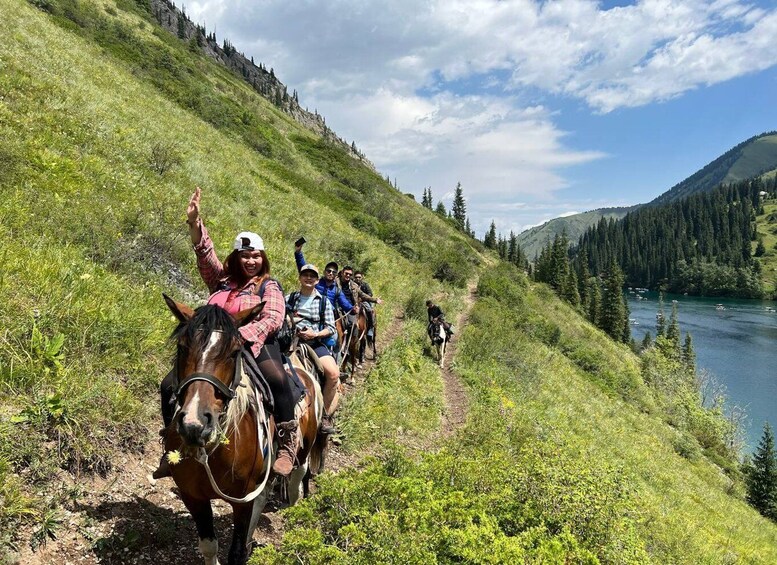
[186,0,777,232]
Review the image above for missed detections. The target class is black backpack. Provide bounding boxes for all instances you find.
[258,278,294,354]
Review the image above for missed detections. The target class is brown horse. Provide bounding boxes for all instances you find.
[161,296,324,565]
[337,310,367,380]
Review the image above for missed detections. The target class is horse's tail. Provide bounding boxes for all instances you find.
[308,429,328,476]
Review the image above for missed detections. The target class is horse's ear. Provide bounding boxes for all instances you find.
[163,293,194,322]
[234,302,265,327]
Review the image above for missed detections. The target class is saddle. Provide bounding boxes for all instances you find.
[240,346,306,412]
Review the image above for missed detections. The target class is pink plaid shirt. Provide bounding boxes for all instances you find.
[193,220,284,356]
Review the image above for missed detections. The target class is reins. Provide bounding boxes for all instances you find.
[173,326,274,504]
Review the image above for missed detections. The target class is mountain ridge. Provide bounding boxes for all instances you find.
[517,132,777,259]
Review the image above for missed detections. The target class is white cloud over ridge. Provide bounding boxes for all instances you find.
[187,0,777,232]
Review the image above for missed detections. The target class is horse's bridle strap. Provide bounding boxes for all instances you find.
[176,372,236,401]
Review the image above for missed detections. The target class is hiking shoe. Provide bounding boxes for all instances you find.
[320,414,337,435]
[273,421,299,477]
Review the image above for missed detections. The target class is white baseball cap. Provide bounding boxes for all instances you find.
[233,231,264,251]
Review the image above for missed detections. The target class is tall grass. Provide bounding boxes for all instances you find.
[255,265,777,563]
[0,0,477,553]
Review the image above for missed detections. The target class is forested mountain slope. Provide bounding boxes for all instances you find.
[518,132,777,259]
[2,0,776,562]
[516,206,636,260]
[575,177,777,297]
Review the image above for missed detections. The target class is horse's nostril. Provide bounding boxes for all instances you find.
[203,411,213,425]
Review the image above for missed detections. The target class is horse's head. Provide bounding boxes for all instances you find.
[430,320,445,344]
[163,294,264,447]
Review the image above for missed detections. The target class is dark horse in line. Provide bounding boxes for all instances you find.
[161,296,324,565]
[339,309,375,381]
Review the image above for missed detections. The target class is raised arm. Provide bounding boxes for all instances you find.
[187,187,226,292]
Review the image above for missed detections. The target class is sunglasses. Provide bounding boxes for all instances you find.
[325,268,337,274]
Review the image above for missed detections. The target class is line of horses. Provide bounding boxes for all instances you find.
[159,294,384,565]
[159,293,448,564]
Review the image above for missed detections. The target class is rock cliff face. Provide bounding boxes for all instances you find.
[149,0,374,169]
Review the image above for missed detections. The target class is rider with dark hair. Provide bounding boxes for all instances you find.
[294,243,355,315]
[426,300,453,337]
[154,188,300,479]
[353,271,381,337]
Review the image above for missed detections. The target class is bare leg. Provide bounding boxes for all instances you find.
[319,355,341,415]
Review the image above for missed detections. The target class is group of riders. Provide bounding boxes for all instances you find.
[154,187,450,481]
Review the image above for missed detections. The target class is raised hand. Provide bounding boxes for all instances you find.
[187,187,201,225]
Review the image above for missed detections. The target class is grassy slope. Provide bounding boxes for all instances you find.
[256,267,777,563]
[754,198,777,294]
[2,0,775,561]
[725,135,777,184]
[0,0,476,549]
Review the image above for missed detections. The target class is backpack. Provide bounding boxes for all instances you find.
[258,278,294,354]
[288,290,336,349]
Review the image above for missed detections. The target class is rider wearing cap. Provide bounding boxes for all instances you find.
[155,187,300,479]
[294,244,355,316]
[287,264,340,434]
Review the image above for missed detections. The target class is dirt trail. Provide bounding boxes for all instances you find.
[15,307,406,565]
[438,281,476,437]
[15,281,477,565]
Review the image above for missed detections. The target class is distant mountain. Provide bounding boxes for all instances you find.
[518,132,777,259]
[517,207,637,260]
[649,132,777,206]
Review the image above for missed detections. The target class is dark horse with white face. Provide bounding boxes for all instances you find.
[161,295,323,565]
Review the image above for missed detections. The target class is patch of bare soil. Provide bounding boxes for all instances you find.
[438,282,476,438]
[13,306,407,565]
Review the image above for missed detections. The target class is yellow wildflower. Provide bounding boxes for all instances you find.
[166,450,181,465]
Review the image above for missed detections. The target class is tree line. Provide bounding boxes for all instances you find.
[574,176,776,297]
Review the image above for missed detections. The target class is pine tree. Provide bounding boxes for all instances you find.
[599,262,626,341]
[656,293,666,337]
[452,182,466,232]
[421,188,433,209]
[665,302,681,352]
[561,269,580,307]
[484,221,497,249]
[682,332,696,372]
[435,201,447,217]
[465,217,472,237]
[641,331,652,351]
[587,277,601,324]
[746,424,777,521]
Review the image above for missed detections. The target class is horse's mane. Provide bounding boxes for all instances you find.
[171,304,242,363]
[172,305,254,441]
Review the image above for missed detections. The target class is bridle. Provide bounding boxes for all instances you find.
[172,329,243,408]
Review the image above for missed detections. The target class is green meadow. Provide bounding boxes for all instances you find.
[1,0,775,562]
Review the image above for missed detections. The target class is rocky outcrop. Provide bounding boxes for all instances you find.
[149,0,373,168]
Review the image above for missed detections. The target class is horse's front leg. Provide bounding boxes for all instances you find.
[228,493,269,565]
[180,494,219,565]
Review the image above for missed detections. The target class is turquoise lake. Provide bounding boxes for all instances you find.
[626,291,776,452]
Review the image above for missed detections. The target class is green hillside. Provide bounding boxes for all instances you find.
[518,132,777,260]
[517,206,636,260]
[651,132,777,206]
[1,0,776,561]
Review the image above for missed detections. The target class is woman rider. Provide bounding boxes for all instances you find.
[154,187,300,479]
[287,264,340,434]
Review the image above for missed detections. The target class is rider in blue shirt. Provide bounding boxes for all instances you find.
[294,244,355,314]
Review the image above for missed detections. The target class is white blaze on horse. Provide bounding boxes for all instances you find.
[429,319,448,368]
[161,296,324,565]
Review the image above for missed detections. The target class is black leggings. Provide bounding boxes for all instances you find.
[160,338,296,426]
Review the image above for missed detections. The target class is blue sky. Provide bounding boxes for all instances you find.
[187,0,777,237]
